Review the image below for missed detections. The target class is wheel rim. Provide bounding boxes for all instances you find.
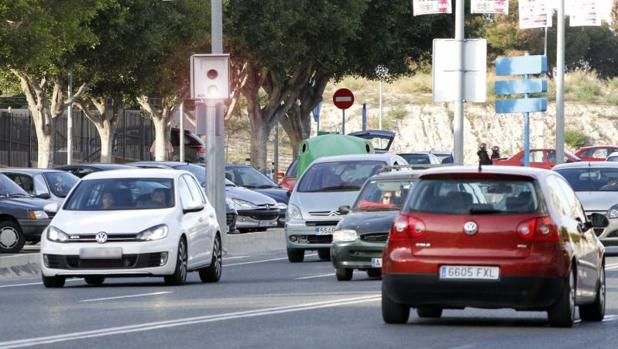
[213,237,222,278]
[0,226,19,249]
[569,271,576,320]
[179,240,187,281]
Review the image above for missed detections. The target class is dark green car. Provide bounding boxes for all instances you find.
[330,170,421,281]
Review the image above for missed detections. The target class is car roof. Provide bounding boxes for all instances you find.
[553,161,618,170]
[577,145,618,150]
[370,170,424,181]
[81,168,182,180]
[312,153,404,164]
[417,165,549,179]
[0,168,65,174]
[58,163,135,170]
[129,161,192,168]
[608,152,618,157]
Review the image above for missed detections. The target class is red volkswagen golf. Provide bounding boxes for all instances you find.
[381,166,609,327]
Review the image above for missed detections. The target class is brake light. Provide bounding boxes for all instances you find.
[408,217,426,238]
[534,216,559,242]
[388,215,425,241]
[516,218,536,240]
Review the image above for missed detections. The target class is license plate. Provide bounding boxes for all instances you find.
[371,258,382,268]
[79,247,123,259]
[315,226,335,235]
[439,265,499,281]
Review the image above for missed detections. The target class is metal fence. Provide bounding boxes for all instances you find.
[0,109,155,168]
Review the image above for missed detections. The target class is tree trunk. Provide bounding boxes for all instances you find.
[152,117,170,161]
[137,96,175,162]
[95,121,114,163]
[74,97,118,163]
[249,119,269,172]
[34,123,52,169]
[280,107,312,158]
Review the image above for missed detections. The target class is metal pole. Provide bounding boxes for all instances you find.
[555,0,565,165]
[523,73,530,167]
[453,0,465,165]
[274,124,279,180]
[544,26,548,57]
[342,109,346,134]
[379,80,383,130]
[7,110,12,167]
[67,69,73,164]
[362,103,367,131]
[179,101,185,162]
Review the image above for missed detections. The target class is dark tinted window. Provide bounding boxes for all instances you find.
[555,167,618,192]
[400,154,430,165]
[65,178,174,210]
[286,160,298,177]
[225,166,277,188]
[354,179,415,211]
[0,174,29,197]
[297,161,384,193]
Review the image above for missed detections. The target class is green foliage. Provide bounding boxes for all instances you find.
[387,108,406,121]
[566,70,603,104]
[565,129,589,149]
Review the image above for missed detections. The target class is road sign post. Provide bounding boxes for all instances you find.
[333,88,354,135]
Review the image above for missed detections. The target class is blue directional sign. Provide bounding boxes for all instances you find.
[494,80,548,96]
[496,98,547,114]
[496,55,547,76]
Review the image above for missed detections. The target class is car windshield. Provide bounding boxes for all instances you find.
[555,168,618,192]
[174,164,236,187]
[0,174,30,197]
[353,179,415,211]
[64,178,174,210]
[406,179,540,215]
[297,160,385,193]
[43,172,79,198]
[286,160,298,177]
[225,166,277,188]
[400,154,430,165]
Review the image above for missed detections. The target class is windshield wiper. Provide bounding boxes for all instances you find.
[255,185,277,189]
[8,193,31,198]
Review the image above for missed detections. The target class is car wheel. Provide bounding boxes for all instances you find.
[417,307,443,318]
[84,276,105,286]
[287,248,304,263]
[317,248,331,261]
[367,268,382,279]
[199,235,222,283]
[0,220,25,253]
[382,286,410,324]
[335,267,353,281]
[548,268,576,327]
[42,274,65,288]
[164,238,188,286]
[580,261,605,322]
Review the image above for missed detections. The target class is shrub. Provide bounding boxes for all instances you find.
[564,129,589,149]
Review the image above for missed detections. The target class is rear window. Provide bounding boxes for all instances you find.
[297,161,385,193]
[555,167,618,192]
[401,154,430,165]
[406,179,540,215]
[353,179,415,211]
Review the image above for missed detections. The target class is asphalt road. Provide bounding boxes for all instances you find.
[1,233,618,349]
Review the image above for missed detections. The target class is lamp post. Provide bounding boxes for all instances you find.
[555,0,565,164]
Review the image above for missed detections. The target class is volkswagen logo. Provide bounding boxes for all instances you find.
[95,232,108,244]
[463,222,478,236]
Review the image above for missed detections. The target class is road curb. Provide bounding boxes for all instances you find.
[0,253,40,280]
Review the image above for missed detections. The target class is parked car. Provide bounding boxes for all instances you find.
[225,164,288,226]
[0,173,53,253]
[553,162,618,249]
[607,152,618,162]
[40,169,222,287]
[0,169,79,204]
[279,160,297,191]
[398,152,442,165]
[166,127,206,163]
[493,149,581,169]
[348,130,395,152]
[574,145,618,162]
[381,166,608,327]
[285,153,407,263]
[428,151,453,164]
[331,169,421,281]
[55,163,135,178]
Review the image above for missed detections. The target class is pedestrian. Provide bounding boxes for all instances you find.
[491,146,501,161]
[477,143,493,166]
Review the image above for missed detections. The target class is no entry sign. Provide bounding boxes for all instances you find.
[333,88,354,110]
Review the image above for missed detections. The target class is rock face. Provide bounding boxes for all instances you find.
[316,101,618,164]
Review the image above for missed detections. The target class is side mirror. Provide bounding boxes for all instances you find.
[37,193,52,200]
[590,213,609,229]
[44,203,59,215]
[183,200,204,214]
[338,205,351,215]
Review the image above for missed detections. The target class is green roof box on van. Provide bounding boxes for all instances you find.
[296,134,374,178]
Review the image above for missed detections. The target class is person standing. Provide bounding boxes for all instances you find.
[477,143,493,165]
[491,146,501,161]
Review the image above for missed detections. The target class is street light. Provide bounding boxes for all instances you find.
[375,65,389,130]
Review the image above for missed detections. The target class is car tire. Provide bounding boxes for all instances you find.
[548,268,576,327]
[84,276,105,286]
[199,235,222,283]
[0,220,25,253]
[335,267,353,281]
[164,238,188,286]
[417,307,443,318]
[42,275,65,288]
[317,248,331,261]
[367,269,382,279]
[287,248,304,263]
[580,262,605,322]
[382,287,410,324]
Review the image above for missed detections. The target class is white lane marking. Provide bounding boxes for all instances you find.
[0,253,38,259]
[295,273,335,280]
[0,279,81,289]
[0,295,380,348]
[603,315,618,322]
[224,253,317,267]
[223,255,250,260]
[80,291,173,303]
[604,263,618,270]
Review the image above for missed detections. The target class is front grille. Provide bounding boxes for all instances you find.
[305,221,339,226]
[44,253,163,269]
[226,213,236,225]
[66,233,139,243]
[246,213,279,221]
[307,235,332,244]
[309,211,341,217]
[361,233,388,242]
[607,230,618,238]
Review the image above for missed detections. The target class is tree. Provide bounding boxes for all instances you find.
[0,0,103,167]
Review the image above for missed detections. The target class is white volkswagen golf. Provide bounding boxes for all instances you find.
[40,169,222,288]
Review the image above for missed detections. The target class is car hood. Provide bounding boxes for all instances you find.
[52,209,177,234]
[291,191,359,217]
[252,188,289,204]
[225,186,276,205]
[0,197,52,210]
[336,211,399,234]
[575,191,618,211]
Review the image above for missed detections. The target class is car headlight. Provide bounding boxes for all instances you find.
[332,229,359,242]
[47,226,69,242]
[225,197,236,210]
[286,204,302,221]
[276,202,288,210]
[28,209,48,220]
[608,205,618,219]
[136,224,169,241]
[231,198,257,210]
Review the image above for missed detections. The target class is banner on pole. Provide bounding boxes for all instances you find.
[569,0,602,27]
[471,0,509,14]
[412,0,452,16]
[519,0,552,29]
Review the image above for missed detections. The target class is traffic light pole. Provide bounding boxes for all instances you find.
[453,0,465,165]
